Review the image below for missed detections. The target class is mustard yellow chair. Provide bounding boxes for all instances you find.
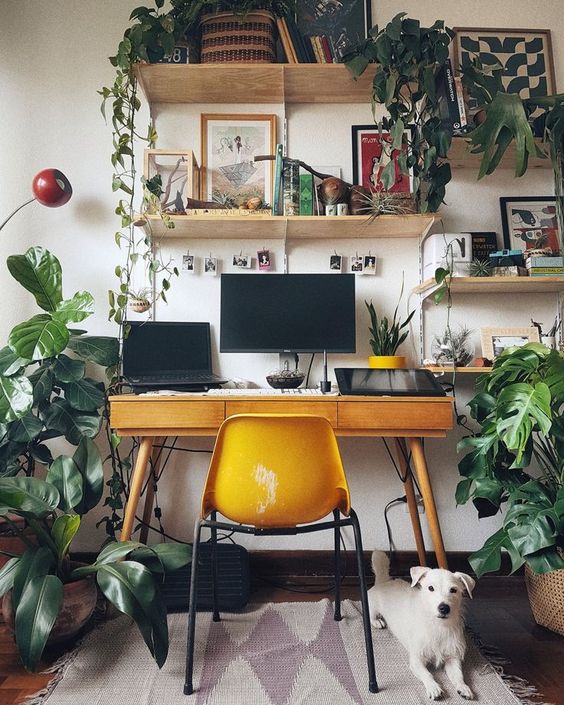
[184,414,377,695]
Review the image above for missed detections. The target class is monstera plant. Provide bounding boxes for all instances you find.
[457,343,564,577]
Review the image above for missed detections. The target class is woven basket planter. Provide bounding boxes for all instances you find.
[200,11,276,63]
[524,562,564,636]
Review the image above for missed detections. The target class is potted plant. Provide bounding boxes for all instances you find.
[128,287,153,314]
[365,280,415,368]
[0,456,191,671]
[457,343,564,634]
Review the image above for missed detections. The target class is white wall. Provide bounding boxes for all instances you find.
[1,1,561,554]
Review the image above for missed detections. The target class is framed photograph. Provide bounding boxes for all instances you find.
[232,253,251,269]
[296,1,372,61]
[363,255,377,275]
[201,114,277,205]
[499,197,561,254]
[257,249,271,271]
[204,256,218,276]
[329,253,342,273]
[480,326,540,359]
[182,253,195,272]
[350,255,364,273]
[452,28,555,124]
[351,125,412,193]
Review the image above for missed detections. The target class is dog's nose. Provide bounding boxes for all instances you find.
[438,603,450,616]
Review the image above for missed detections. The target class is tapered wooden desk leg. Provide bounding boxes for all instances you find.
[394,438,427,567]
[139,437,164,545]
[120,436,155,542]
[408,438,448,569]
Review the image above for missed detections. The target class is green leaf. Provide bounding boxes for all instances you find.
[0,477,59,517]
[507,514,557,556]
[379,159,397,190]
[72,437,103,515]
[13,546,56,607]
[15,574,63,671]
[52,354,85,383]
[29,366,54,404]
[0,376,33,423]
[63,378,105,412]
[0,557,20,598]
[526,547,564,574]
[67,336,119,366]
[7,248,62,313]
[468,527,524,577]
[131,543,192,573]
[496,382,552,462]
[46,455,83,512]
[53,291,94,324]
[42,399,101,446]
[7,415,43,443]
[9,315,69,361]
[455,478,472,505]
[0,346,29,376]
[51,515,80,562]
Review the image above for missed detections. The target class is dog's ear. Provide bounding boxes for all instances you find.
[410,566,430,587]
[454,572,476,598]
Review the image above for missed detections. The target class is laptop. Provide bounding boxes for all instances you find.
[123,321,227,393]
[335,368,446,397]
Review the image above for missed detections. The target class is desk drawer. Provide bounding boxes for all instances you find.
[338,400,453,431]
[111,400,225,432]
[225,401,338,425]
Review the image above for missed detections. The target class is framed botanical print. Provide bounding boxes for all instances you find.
[201,114,277,206]
[499,196,561,254]
[351,125,412,193]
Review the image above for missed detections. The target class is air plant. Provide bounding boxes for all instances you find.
[356,191,415,221]
[432,325,474,367]
[468,258,493,277]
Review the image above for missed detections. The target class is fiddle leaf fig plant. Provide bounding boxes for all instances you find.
[457,344,564,577]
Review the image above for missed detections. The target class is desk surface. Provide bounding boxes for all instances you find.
[109,393,454,438]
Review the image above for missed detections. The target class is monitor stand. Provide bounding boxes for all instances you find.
[320,350,331,393]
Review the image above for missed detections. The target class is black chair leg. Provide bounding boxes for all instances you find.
[349,508,378,694]
[184,520,203,695]
[210,511,220,622]
[333,509,342,621]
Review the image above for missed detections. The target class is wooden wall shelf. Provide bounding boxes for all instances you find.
[134,63,374,104]
[414,276,564,298]
[140,213,438,240]
[448,137,549,170]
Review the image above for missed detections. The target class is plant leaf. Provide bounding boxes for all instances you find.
[0,477,59,518]
[9,315,69,361]
[6,248,62,313]
[0,376,33,424]
[7,414,43,443]
[12,546,56,607]
[67,336,119,366]
[0,556,20,598]
[46,455,83,512]
[52,354,85,383]
[496,382,552,462]
[53,292,95,324]
[131,543,192,573]
[72,437,103,515]
[63,378,105,412]
[41,399,101,446]
[0,346,29,376]
[51,514,81,562]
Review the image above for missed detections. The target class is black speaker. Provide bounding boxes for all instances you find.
[161,542,250,612]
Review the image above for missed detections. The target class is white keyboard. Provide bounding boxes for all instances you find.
[206,388,337,396]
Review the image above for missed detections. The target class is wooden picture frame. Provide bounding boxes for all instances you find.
[144,149,200,212]
[351,125,413,193]
[201,113,277,206]
[499,196,561,253]
[480,326,540,359]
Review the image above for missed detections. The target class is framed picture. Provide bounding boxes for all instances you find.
[204,256,218,276]
[499,197,561,254]
[182,253,195,272]
[144,149,200,213]
[296,1,372,61]
[350,255,364,273]
[363,255,377,275]
[480,326,540,359]
[201,114,277,205]
[452,28,555,124]
[257,249,271,271]
[329,253,342,273]
[351,125,412,193]
[232,253,251,269]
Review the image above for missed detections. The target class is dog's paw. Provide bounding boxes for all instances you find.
[371,615,387,629]
[457,685,474,700]
[426,683,443,700]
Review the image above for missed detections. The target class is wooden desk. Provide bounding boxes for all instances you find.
[109,393,453,568]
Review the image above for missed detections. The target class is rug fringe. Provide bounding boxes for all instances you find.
[469,627,553,705]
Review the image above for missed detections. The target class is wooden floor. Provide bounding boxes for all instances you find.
[1,576,562,705]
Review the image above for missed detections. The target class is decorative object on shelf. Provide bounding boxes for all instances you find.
[329,253,342,273]
[491,266,528,277]
[432,325,474,367]
[200,10,276,63]
[456,343,564,633]
[351,190,415,219]
[531,316,561,350]
[325,204,337,216]
[471,356,493,367]
[468,258,492,277]
[453,27,556,129]
[128,287,152,313]
[182,252,196,272]
[336,203,348,216]
[365,281,414,368]
[201,113,277,206]
[257,249,271,270]
[295,0,371,62]
[144,149,200,213]
[351,124,413,194]
[469,231,498,260]
[500,196,561,254]
[204,255,218,275]
[318,176,349,205]
[362,254,376,275]
[266,359,304,389]
[0,168,72,232]
[245,196,263,210]
[345,14,455,213]
[232,252,252,268]
[479,326,540,360]
[423,233,472,281]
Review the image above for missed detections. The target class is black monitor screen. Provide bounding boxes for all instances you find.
[220,274,356,353]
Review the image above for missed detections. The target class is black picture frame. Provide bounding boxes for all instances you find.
[295,1,372,62]
[499,196,560,253]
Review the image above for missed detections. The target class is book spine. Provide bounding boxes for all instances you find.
[525,257,563,268]
[281,18,299,63]
[315,36,326,63]
[276,18,294,63]
[282,159,300,215]
[272,143,284,216]
[310,36,322,63]
[285,15,307,63]
[320,35,333,63]
[299,172,314,215]
[301,32,316,63]
[454,76,467,129]
[436,59,460,133]
[528,267,564,273]
[528,271,564,277]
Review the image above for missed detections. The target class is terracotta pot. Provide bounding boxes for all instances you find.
[368,355,407,369]
[2,574,98,644]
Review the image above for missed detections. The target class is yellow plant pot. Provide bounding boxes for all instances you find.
[368,355,407,369]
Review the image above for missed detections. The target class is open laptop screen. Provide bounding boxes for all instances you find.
[123,322,212,377]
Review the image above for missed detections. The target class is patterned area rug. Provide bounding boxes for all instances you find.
[30,600,539,705]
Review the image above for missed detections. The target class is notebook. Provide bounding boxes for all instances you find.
[335,368,447,397]
[123,321,227,392]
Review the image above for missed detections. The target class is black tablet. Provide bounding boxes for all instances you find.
[335,368,446,397]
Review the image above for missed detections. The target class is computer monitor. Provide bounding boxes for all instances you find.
[220,274,356,353]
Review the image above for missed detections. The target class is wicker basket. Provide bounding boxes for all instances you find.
[524,562,564,636]
[200,11,276,64]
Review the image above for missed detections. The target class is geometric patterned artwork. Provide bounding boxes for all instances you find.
[453,28,556,121]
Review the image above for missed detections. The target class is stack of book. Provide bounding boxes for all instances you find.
[277,17,335,63]
[271,145,315,216]
[526,255,564,277]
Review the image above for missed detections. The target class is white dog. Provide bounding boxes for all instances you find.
[368,551,476,700]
